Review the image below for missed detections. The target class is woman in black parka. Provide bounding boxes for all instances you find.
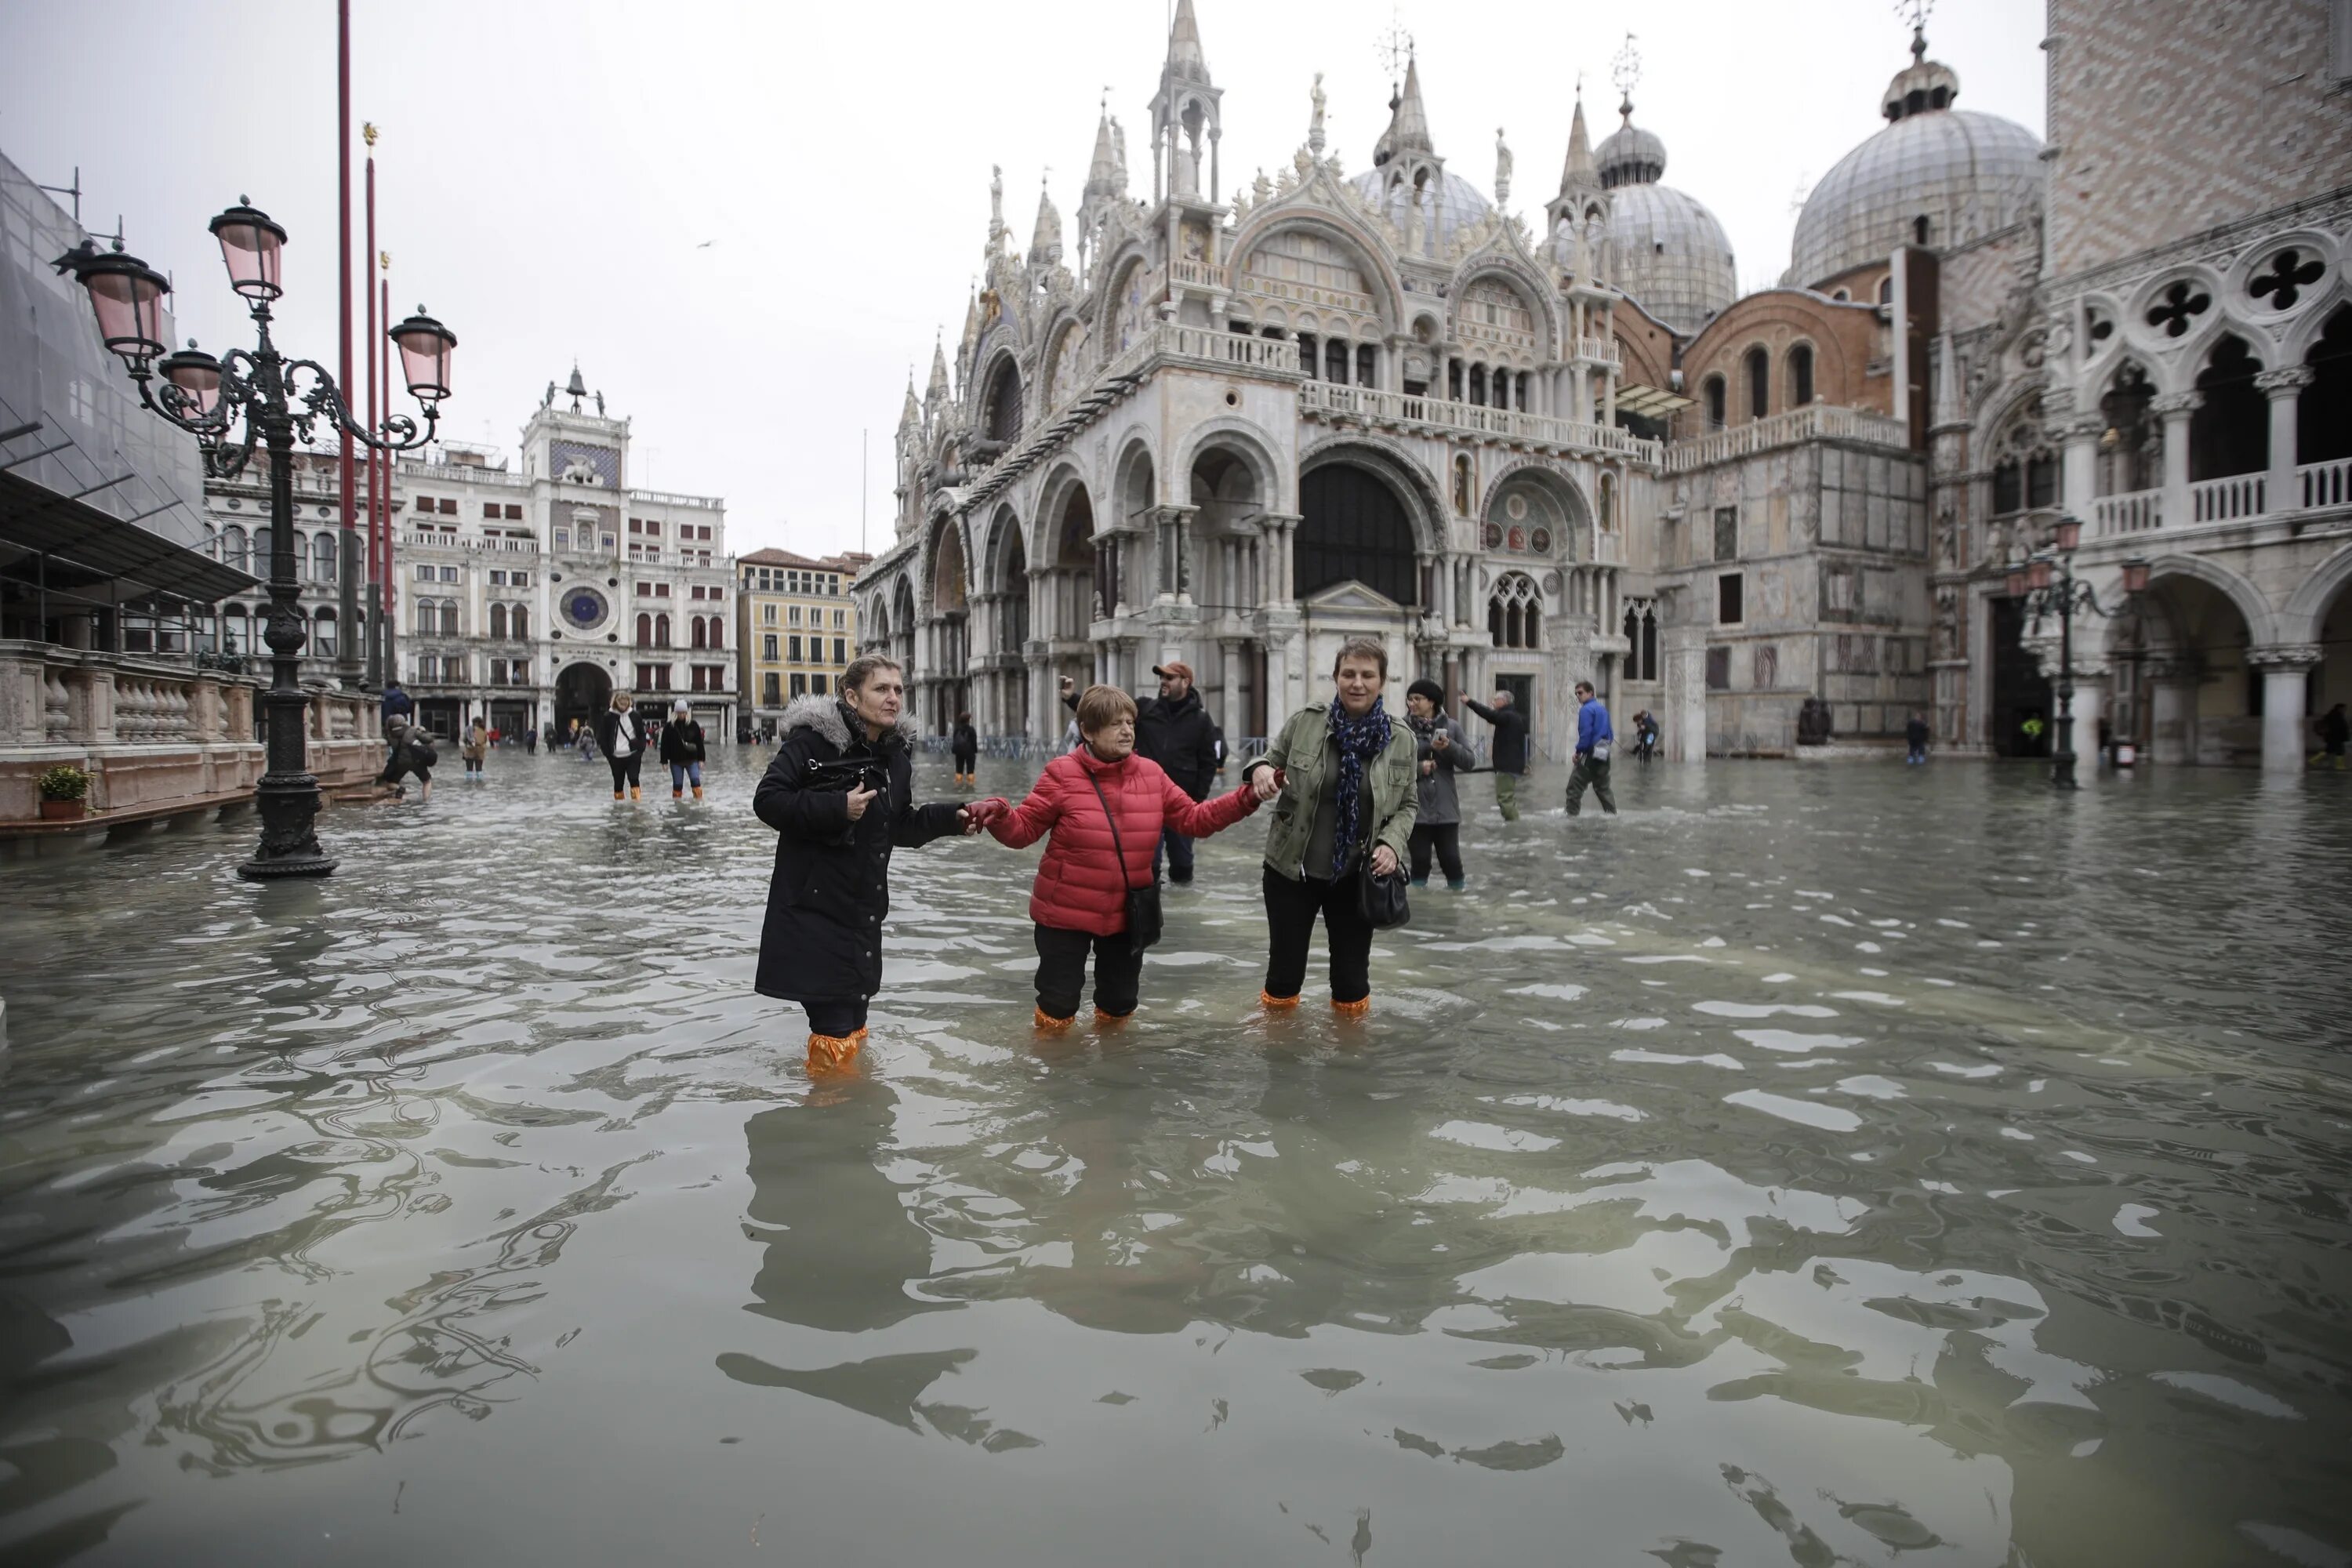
[753,655,981,1073]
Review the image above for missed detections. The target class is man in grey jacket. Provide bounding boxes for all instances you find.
[1404,681,1476,890]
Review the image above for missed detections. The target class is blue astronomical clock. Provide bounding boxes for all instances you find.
[562,586,608,630]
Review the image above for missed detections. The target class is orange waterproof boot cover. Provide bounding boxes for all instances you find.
[1330,996,1371,1018]
[1033,1007,1076,1033]
[1258,989,1301,1011]
[1094,1007,1132,1028]
[807,1031,863,1073]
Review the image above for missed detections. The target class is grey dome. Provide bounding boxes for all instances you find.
[1791,100,2043,289]
[1596,111,1667,188]
[1606,182,1737,335]
[1349,166,1494,249]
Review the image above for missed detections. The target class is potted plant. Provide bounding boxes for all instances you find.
[37,764,90,821]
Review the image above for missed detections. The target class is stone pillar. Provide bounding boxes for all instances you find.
[2154,390,2201,528]
[1664,617,1708,764]
[2252,644,2318,774]
[1258,513,1301,604]
[2067,673,2105,769]
[2257,367,2313,514]
[1218,637,1244,745]
[66,666,115,744]
[2061,413,2103,520]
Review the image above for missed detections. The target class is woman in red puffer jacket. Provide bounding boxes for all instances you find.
[967,684,1259,1029]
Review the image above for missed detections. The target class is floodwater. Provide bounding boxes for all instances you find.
[2,745,2348,1567]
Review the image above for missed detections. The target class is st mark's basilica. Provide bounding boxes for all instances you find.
[856,0,2352,768]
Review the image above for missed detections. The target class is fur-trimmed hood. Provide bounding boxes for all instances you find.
[779,694,918,753]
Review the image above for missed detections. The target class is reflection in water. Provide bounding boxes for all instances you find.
[0,752,2348,1564]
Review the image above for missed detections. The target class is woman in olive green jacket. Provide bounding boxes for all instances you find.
[1240,638,1417,1016]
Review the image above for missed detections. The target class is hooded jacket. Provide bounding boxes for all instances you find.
[988,746,1258,935]
[598,706,648,759]
[752,695,964,1001]
[1134,688,1222,800]
[660,715,706,764]
[1408,712,1476,826]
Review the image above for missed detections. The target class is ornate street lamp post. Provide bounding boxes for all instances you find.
[2005,514,2148,790]
[56,200,456,880]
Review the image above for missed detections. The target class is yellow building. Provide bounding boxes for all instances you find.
[738,548,869,734]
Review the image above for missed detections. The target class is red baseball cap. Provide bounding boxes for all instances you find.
[1152,662,1194,681]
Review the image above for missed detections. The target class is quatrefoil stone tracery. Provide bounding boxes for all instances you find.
[2145,281,2211,339]
[2248,249,2325,310]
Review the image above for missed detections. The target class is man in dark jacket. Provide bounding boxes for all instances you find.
[380,680,414,760]
[1460,688,1529,821]
[1135,662,1223,884]
[753,655,979,1073]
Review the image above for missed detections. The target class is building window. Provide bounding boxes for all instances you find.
[1789,343,1814,408]
[1486,571,1542,650]
[554,528,569,550]
[1713,506,1739,562]
[505,504,523,521]
[415,563,434,583]
[440,565,459,583]
[812,674,827,695]
[637,612,652,645]
[833,609,846,629]
[489,602,509,639]
[512,607,528,639]
[788,604,803,626]
[1704,375,1726,430]
[655,614,670,648]
[832,637,847,664]
[1621,603,1659,681]
[1718,573,1744,626]
[413,495,434,512]
[763,673,781,705]
[437,497,457,515]
[1744,347,1769,420]
[1706,646,1731,690]
[790,673,808,698]
[763,633,779,660]
[763,604,778,625]
[788,634,803,662]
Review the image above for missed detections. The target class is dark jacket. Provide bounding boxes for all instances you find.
[1408,713,1477,826]
[661,717,707,764]
[950,722,978,761]
[1462,697,1529,775]
[380,687,414,724]
[597,707,648,759]
[753,695,964,1003]
[1135,688,1222,800]
[1905,716,1930,746]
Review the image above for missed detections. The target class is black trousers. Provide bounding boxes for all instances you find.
[953,750,976,772]
[608,753,644,792]
[1408,823,1462,883]
[1261,865,1373,1004]
[1034,923,1144,1019]
[803,996,870,1037]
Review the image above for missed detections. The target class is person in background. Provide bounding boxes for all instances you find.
[461,716,490,780]
[2313,702,2349,771]
[973,684,1259,1031]
[1565,679,1617,817]
[1403,681,1475,891]
[525,724,539,755]
[753,655,980,1073]
[380,679,414,760]
[951,711,979,788]
[1905,710,1931,765]
[662,696,707,800]
[1458,688,1528,821]
[1243,639,1417,1018]
[1632,709,1661,761]
[599,691,648,802]
[1135,661,1224,887]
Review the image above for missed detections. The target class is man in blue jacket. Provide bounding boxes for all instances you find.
[1566,680,1617,817]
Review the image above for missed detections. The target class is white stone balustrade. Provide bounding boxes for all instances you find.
[1664,404,1909,472]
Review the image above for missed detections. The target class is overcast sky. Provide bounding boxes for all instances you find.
[2,0,2044,561]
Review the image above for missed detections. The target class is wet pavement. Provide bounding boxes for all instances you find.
[2,746,2348,1566]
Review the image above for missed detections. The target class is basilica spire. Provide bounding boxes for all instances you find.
[1165,0,1208,82]
[926,335,950,408]
[1559,94,1598,197]
[898,371,920,433]
[1029,176,1063,270]
[1388,54,1434,158]
[1086,105,1121,198]
[1150,0,1223,201]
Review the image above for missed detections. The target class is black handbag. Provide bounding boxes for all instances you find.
[1357,853,1410,930]
[1087,772,1164,952]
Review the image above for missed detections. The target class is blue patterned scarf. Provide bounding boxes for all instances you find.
[1327,700,1393,874]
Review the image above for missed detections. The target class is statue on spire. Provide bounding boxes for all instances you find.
[1495,128,1513,205]
[988,165,1006,252]
[1308,72,1327,155]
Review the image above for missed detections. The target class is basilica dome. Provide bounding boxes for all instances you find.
[1349,166,1496,249]
[1788,39,2044,290]
[1590,100,1737,336]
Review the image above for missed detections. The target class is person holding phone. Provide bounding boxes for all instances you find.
[753,655,982,1073]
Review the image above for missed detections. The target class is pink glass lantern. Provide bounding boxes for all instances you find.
[389,307,456,405]
[2005,569,2026,598]
[2053,515,2082,554]
[158,340,224,416]
[2120,557,2151,595]
[53,239,170,361]
[2027,559,2054,592]
[209,199,286,300]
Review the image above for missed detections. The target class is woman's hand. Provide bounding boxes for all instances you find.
[1370,843,1400,878]
[1250,766,1283,803]
[845,785,877,822]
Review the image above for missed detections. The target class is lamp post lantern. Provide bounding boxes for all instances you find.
[56,200,456,880]
[2010,512,2142,790]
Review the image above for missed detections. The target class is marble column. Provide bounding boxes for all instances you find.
[2147,659,2194,765]
[2252,644,2319,774]
[1218,637,1245,744]
[2153,390,2201,529]
[2061,412,2103,521]
[2257,366,2313,514]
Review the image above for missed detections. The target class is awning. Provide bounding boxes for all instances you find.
[0,466,256,602]
[1617,383,1694,419]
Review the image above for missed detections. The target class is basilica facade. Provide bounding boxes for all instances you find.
[858,0,2352,770]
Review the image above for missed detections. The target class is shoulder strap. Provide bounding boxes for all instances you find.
[1083,770,1137,893]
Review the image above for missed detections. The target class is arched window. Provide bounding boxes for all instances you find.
[489,602,509,639]
[1487,571,1541,650]
[1296,464,1418,605]
[1704,375,1726,430]
[2301,305,2352,466]
[310,531,337,583]
[2100,364,2159,495]
[1877,276,1894,305]
[438,601,459,636]
[637,612,652,645]
[655,613,671,648]
[1913,215,1930,246]
[252,528,272,568]
[1789,343,1815,408]
[1325,339,1349,383]
[416,598,436,635]
[691,615,707,649]
[313,606,337,657]
[982,358,1022,445]
[1620,603,1661,681]
[2190,334,2267,481]
[1745,347,1769,420]
[511,605,527,640]
[1991,402,2058,517]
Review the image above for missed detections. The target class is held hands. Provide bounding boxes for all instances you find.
[1370,843,1400,878]
[844,785,877,822]
[962,797,1011,833]
[1249,765,1285,803]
